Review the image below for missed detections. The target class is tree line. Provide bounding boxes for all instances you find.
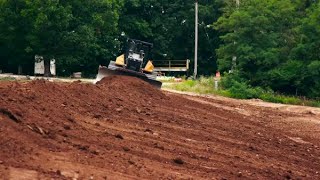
[0,0,221,77]
[0,0,319,98]
[216,0,320,98]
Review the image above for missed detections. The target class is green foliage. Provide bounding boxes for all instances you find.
[215,0,320,98]
[0,0,122,76]
[219,71,243,89]
[220,73,265,99]
[306,60,320,98]
[215,0,297,81]
[0,0,32,71]
[290,2,320,98]
[0,0,222,76]
[267,60,304,94]
[165,76,320,107]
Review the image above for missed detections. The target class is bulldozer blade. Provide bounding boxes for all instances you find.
[94,66,162,89]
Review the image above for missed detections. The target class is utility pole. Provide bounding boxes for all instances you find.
[232,0,240,72]
[194,0,198,79]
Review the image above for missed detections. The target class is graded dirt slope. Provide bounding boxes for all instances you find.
[0,76,319,179]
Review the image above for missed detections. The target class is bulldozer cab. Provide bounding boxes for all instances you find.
[124,39,153,72]
[94,38,162,88]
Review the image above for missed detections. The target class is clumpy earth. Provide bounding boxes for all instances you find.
[0,76,319,179]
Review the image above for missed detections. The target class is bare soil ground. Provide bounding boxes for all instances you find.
[0,76,319,179]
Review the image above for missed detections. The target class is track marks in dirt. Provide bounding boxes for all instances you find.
[0,78,320,179]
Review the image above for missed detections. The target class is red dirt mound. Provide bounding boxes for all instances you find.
[0,77,169,178]
[0,76,320,179]
[97,75,166,101]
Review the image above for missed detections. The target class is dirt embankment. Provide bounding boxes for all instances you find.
[0,76,320,179]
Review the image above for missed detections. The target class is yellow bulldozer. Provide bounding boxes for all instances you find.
[94,39,162,88]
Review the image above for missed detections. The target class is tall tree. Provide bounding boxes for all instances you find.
[291,2,320,97]
[22,0,73,76]
[56,0,123,76]
[215,0,320,98]
[0,0,32,74]
[215,0,298,88]
[23,0,122,76]
[0,0,122,76]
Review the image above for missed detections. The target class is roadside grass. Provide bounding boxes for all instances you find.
[163,76,320,107]
[0,77,17,81]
